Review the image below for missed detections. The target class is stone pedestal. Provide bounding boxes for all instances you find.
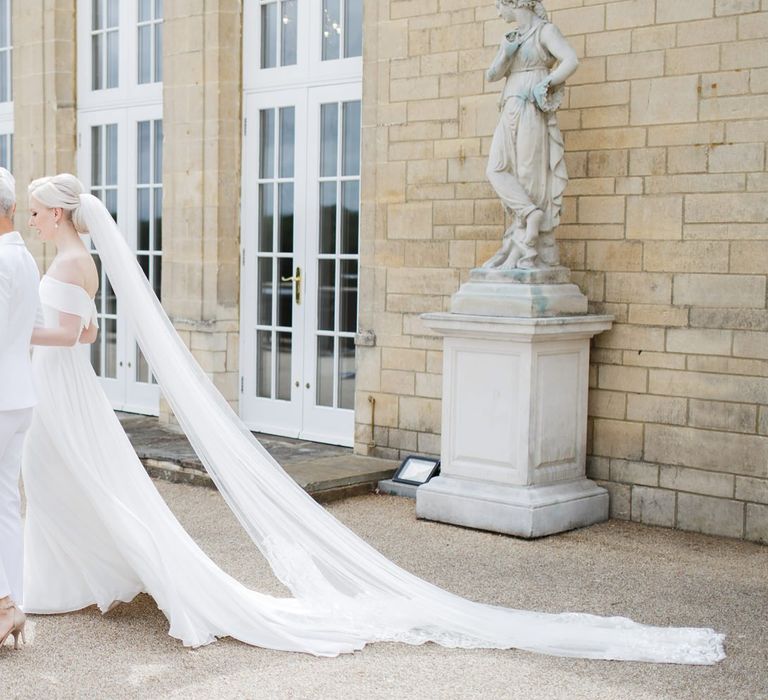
[417,272,613,538]
[451,267,588,318]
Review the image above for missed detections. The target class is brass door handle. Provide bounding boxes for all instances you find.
[281,266,302,305]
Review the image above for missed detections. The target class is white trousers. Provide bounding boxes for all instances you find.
[0,407,32,604]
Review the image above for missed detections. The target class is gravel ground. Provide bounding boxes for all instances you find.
[2,480,767,699]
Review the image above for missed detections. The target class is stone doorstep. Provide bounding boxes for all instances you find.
[118,413,398,504]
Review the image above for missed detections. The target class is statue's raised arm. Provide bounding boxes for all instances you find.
[482,1,579,271]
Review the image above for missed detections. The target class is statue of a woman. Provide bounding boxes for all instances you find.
[483,0,579,270]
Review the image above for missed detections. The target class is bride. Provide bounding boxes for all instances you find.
[20,173,725,663]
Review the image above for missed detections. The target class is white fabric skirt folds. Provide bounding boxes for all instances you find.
[20,202,726,665]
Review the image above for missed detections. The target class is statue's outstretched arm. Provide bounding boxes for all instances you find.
[540,23,579,86]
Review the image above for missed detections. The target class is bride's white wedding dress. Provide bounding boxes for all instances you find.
[21,194,725,664]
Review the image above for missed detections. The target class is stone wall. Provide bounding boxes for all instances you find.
[161,1,243,420]
[356,0,768,543]
[12,0,77,263]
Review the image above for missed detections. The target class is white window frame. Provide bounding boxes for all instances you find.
[0,0,13,167]
[243,0,361,92]
[77,0,162,111]
[241,0,363,445]
[77,0,163,415]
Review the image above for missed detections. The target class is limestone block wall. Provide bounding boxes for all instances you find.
[12,1,77,262]
[357,0,768,543]
[161,1,243,420]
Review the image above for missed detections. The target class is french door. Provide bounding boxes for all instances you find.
[76,0,163,415]
[241,83,361,445]
[77,106,163,414]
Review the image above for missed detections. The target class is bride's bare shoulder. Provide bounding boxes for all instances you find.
[48,253,99,297]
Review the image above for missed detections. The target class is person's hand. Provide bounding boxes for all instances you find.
[503,32,520,57]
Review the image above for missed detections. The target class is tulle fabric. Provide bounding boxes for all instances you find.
[22,193,726,664]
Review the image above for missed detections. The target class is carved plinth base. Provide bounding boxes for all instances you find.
[417,477,609,539]
[451,266,588,318]
[417,312,613,539]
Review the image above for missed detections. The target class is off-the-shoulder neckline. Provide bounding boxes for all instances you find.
[42,274,97,302]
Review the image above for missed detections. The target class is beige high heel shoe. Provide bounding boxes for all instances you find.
[0,603,26,650]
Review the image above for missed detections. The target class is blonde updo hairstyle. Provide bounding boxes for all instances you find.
[28,173,89,234]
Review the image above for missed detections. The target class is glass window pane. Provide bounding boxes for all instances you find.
[105,189,118,221]
[259,109,275,179]
[154,188,163,249]
[322,0,341,61]
[153,254,162,299]
[138,253,150,280]
[138,188,150,250]
[281,0,297,66]
[261,2,277,69]
[258,257,273,326]
[107,0,119,27]
[342,100,361,177]
[0,134,9,169]
[136,344,150,383]
[344,0,363,58]
[259,183,274,253]
[320,104,338,177]
[154,22,163,82]
[316,336,335,407]
[277,257,293,328]
[0,1,6,47]
[105,318,118,378]
[257,330,272,398]
[0,53,7,103]
[340,181,359,255]
[107,30,119,88]
[278,183,294,253]
[139,0,151,22]
[317,260,336,331]
[91,126,102,185]
[154,120,163,183]
[92,33,103,90]
[92,254,103,310]
[106,124,118,185]
[138,121,150,184]
[276,331,292,401]
[279,107,294,179]
[90,332,102,375]
[338,336,355,409]
[319,182,337,255]
[105,275,117,315]
[93,0,103,30]
[138,25,151,84]
[340,259,358,334]
[155,0,163,20]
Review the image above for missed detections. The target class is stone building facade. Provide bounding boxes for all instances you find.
[6,1,768,543]
[356,0,768,544]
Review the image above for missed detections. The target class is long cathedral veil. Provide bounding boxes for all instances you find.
[79,193,725,664]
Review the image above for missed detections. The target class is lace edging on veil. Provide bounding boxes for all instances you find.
[78,193,725,664]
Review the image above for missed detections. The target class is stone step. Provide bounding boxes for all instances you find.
[118,413,398,503]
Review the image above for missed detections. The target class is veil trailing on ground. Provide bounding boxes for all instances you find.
[79,193,725,664]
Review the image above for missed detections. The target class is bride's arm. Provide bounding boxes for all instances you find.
[79,323,98,344]
[31,311,83,347]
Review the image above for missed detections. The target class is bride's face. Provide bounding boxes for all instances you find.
[28,197,58,241]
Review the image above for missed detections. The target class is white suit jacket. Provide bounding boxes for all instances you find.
[0,231,41,411]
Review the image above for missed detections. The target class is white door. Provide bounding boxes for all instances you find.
[78,107,163,414]
[241,89,307,437]
[76,0,163,415]
[301,85,361,444]
[240,0,362,446]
